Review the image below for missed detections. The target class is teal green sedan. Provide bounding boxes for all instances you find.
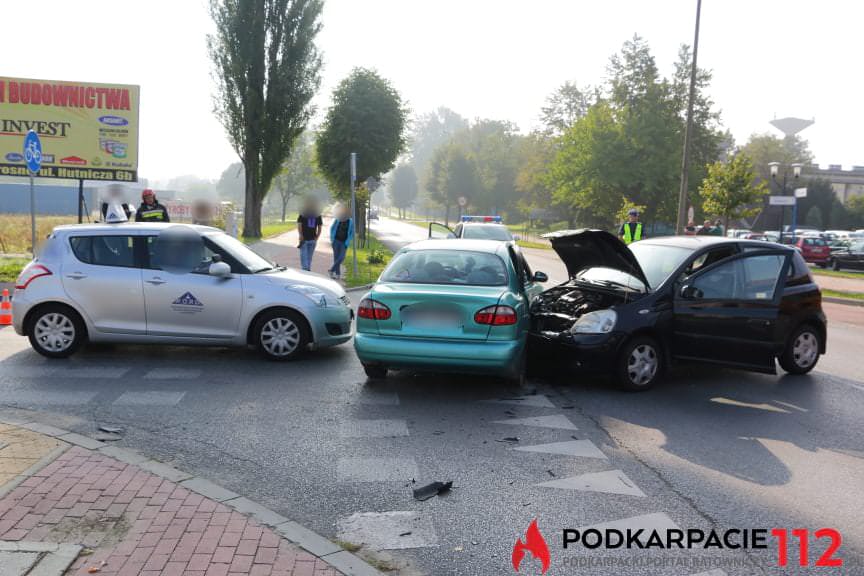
[354,239,548,381]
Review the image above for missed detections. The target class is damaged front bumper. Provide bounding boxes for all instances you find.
[528,329,625,372]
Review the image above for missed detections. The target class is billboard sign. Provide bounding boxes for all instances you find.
[0,76,139,182]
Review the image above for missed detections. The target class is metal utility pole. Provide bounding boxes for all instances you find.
[675,0,703,235]
[350,152,358,276]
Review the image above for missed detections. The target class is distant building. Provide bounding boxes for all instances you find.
[805,164,864,204]
[0,183,99,216]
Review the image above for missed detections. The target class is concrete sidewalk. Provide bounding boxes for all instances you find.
[252,219,338,279]
[812,271,864,293]
[0,418,382,576]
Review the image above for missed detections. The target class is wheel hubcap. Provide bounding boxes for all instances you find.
[34,313,75,352]
[792,331,818,368]
[260,317,300,356]
[627,344,658,386]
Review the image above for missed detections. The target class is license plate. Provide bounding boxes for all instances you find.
[402,309,460,328]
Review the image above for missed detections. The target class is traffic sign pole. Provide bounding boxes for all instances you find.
[350,153,358,277]
[24,130,43,256]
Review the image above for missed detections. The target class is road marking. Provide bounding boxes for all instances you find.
[0,390,98,405]
[143,368,201,380]
[339,419,409,438]
[481,395,556,408]
[710,397,789,413]
[690,570,728,576]
[0,366,128,379]
[578,513,680,544]
[492,414,577,430]
[336,457,419,482]
[535,469,645,496]
[513,439,607,459]
[113,391,186,406]
[337,511,438,550]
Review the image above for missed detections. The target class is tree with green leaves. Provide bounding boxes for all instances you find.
[741,133,813,182]
[389,164,418,219]
[316,68,408,241]
[425,144,481,225]
[540,82,597,136]
[409,107,468,183]
[208,0,324,239]
[272,133,326,222]
[699,153,767,231]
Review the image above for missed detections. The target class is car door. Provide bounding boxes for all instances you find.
[141,235,243,339]
[672,249,791,373]
[428,222,457,239]
[62,234,147,334]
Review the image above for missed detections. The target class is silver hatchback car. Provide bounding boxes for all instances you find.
[12,223,353,360]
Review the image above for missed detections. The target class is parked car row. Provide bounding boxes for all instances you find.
[13,221,828,392]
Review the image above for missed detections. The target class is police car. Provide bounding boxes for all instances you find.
[428,215,514,242]
[12,208,353,360]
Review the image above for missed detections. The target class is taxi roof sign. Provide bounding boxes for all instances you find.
[461,215,503,223]
[104,202,129,223]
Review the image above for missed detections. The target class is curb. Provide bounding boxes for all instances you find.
[0,414,385,576]
[823,296,864,307]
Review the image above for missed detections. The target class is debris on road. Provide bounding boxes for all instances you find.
[547,469,556,477]
[496,436,520,443]
[399,531,412,537]
[412,480,453,501]
[98,425,123,434]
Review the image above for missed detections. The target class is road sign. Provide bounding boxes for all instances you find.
[794,187,808,198]
[769,196,796,206]
[458,196,467,207]
[23,130,42,174]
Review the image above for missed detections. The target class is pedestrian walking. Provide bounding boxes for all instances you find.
[328,204,354,279]
[134,189,170,222]
[297,198,322,271]
[618,208,644,245]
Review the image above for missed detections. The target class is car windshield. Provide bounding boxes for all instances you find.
[380,249,508,286]
[628,243,694,289]
[206,232,275,273]
[461,225,513,241]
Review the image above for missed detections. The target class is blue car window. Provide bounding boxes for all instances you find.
[381,249,508,286]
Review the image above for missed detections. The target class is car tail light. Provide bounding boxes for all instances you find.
[358,298,391,320]
[15,264,52,290]
[474,305,517,326]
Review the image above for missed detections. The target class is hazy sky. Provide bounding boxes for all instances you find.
[2,0,861,182]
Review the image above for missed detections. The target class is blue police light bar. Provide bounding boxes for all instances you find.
[461,215,503,223]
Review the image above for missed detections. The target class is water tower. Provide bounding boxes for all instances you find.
[769,116,814,137]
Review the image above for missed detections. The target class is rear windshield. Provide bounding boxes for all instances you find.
[461,225,512,241]
[380,249,508,286]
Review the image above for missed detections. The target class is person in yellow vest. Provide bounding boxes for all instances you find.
[618,208,643,245]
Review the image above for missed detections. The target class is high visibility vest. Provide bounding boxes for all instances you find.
[623,222,642,244]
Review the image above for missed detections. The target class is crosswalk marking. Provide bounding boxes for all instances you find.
[578,513,680,544]
[143,368,201,380]
[492,414,577,430]
[535,469,645,496]
[339,419,409,438]
[513,439,607,459]
[337,511,438,550]
[336,457,418,482]
[113,390,186,406]
[481,395,556,408]
[1,390,98,405]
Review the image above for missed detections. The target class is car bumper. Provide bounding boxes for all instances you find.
[529,331,625,372]
[310,305,354,348]
[11,290,34,336]
[354,333,524,376]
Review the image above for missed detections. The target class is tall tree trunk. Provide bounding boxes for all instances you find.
[444,204,450,226]
[243,158,262,238]
[281,199,287,223]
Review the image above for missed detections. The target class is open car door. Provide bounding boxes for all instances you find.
[428,222,457,239]
[672,248,792,373]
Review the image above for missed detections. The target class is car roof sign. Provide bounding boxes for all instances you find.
[104,202,129,224]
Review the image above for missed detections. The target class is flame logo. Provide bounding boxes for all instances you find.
[512,519,551,574]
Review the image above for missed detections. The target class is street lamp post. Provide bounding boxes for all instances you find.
[769,161,802,242]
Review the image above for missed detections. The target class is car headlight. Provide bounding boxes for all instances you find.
[569,309,617,334]
[286,285,329,307]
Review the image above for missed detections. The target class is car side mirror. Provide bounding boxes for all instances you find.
[679,284,701,299]
[209,261,232,277]
[532,271,548,283]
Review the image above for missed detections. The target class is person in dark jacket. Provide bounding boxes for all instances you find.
[328,203,354,279]
[135,189,170,222]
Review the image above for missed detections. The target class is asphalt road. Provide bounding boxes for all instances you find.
[0,218,862,575]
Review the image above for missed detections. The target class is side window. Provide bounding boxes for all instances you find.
[69,236,136,268]
[519,253,533,284]
[685,246,737,276]
[507,247,527,285]
[688,254,784,301]
[144,236,245,274]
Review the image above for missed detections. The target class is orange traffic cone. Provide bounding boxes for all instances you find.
[0,289,11,326]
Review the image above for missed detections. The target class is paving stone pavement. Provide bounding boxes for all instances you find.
[0,443,346,575]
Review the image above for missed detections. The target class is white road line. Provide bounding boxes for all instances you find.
[1,391,98,405]
[337,511,438,550]
[513,439,607,459]
[339,419,409,438]
[690,570,727,576]
[578,513,680,544]
[482,395,556,408]
[143,368,202,380]
[492,414,577,430]
[336,457,419,482]
[113,391,187,406]
[535,469,646,497]
[0,366,129,379]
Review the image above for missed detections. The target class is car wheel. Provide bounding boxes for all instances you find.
[27,304,85,358]
[254,309,309,361]
[832,259,840,271]
[362,363,388,379]
[616,336,662,391]
[778,325,821,375]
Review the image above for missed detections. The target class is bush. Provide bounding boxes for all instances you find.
[367,246,387,265]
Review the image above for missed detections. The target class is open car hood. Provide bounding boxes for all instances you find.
[542,229,650,288]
